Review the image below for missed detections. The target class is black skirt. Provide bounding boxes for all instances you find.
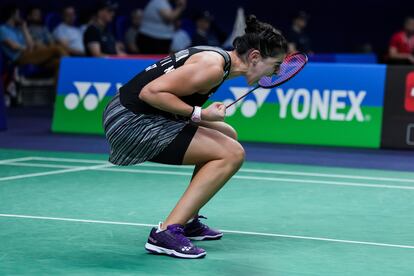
[102,93,197,166]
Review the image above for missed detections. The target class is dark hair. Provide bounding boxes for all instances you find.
[233,15,287,58]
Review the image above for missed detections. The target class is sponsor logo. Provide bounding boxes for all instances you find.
[224,87,270,118]
[404,72,414,112]
[64,81,122,111]
[225,87,368,122]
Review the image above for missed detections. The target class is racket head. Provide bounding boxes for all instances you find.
[258,52,308,88]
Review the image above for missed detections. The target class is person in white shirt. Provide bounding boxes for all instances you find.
[53,5,85,56]
[138,0,186,54]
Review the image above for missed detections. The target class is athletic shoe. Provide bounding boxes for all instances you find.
[145,223,206,259]
[184,215,223,240]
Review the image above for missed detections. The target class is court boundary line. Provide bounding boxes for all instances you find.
[0,213,413,250]
[29,156,414,183]
[1,160,414,190]
[0,163,113,182]
[0,157,35,164]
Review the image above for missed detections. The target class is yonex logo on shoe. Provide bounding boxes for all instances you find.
[181,246,191,252]
[64,81,122,111]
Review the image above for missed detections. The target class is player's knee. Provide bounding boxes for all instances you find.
[225,125,238,140]
[226,142,245,168]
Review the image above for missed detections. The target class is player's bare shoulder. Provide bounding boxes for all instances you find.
[185,51,225,85]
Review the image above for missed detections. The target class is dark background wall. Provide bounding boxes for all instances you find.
[1,0,413,56]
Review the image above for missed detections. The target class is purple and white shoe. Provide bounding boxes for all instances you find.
[145,223,206,259]
[184,215,223,241]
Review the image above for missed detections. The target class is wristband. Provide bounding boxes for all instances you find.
[191,106,202,122]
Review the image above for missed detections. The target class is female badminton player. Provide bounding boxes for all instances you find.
[102,15,288,259]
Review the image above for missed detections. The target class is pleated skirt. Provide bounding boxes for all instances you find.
[102,93,189,166]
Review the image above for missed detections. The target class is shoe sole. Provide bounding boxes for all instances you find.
[145,243,206,259]
[188,233,223,241]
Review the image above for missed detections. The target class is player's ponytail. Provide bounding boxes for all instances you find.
[233,14,287,58]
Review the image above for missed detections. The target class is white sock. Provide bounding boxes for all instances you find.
[156,222,164,233]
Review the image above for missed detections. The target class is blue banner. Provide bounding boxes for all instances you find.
[56,57,157,97]
[0,77,7,131]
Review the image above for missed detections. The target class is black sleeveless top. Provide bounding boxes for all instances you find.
[119,46,231,117]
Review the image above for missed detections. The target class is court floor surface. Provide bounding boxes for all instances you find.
[0,149,413,275]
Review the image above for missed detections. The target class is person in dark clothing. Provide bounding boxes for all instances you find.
[286,11,312,54]
[83,0,125,57]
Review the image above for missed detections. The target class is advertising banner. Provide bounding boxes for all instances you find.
[211,63,386,148]
[53,58,386,148]
[381,66,414,149]
[52,57,156,134]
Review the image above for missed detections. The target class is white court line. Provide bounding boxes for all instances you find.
[1,161,414,190]
[96,167,414,191]
[30,156,414,183]
[3,162,75,169]
[0,163,112,182]
[0,157,34,164]
[0,213,413,250]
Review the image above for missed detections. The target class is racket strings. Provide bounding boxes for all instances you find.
[259,53,308,88]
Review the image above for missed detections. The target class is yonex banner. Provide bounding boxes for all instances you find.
[52,57,156,134]
[211,63,386,148]
[52,58,386,148]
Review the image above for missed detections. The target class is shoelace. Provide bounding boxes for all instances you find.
[169,225,192,246]
[191,215,208,229]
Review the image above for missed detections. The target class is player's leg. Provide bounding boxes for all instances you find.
[183,121,238,240]
[145,126,244,258]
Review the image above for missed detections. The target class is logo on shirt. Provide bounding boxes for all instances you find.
[405,72,414,112]
[64,81,122,111]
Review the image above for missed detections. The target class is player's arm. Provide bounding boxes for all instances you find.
[139,61,223,118]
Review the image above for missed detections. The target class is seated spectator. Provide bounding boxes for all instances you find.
[125,9,142,54]
[0,5,67,76]
[170,18,191,52]
[26,6,54,47]
[286,11,312,54]
[138,0,186,54]
[83,0,126,57]
[388,16,414,64]
[191,11,220,47]
[53,5,85,56]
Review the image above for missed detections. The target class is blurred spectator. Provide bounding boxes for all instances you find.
[138,0,187,54]
[53,6,85,56]
[191,11,224,47]
[0,5,67,75]
[83,0,125,57]
[286,11,312,54]
[388,16,414,64]
[125,9,143,54]
[26,6,54,47]
[170,18,191,52]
